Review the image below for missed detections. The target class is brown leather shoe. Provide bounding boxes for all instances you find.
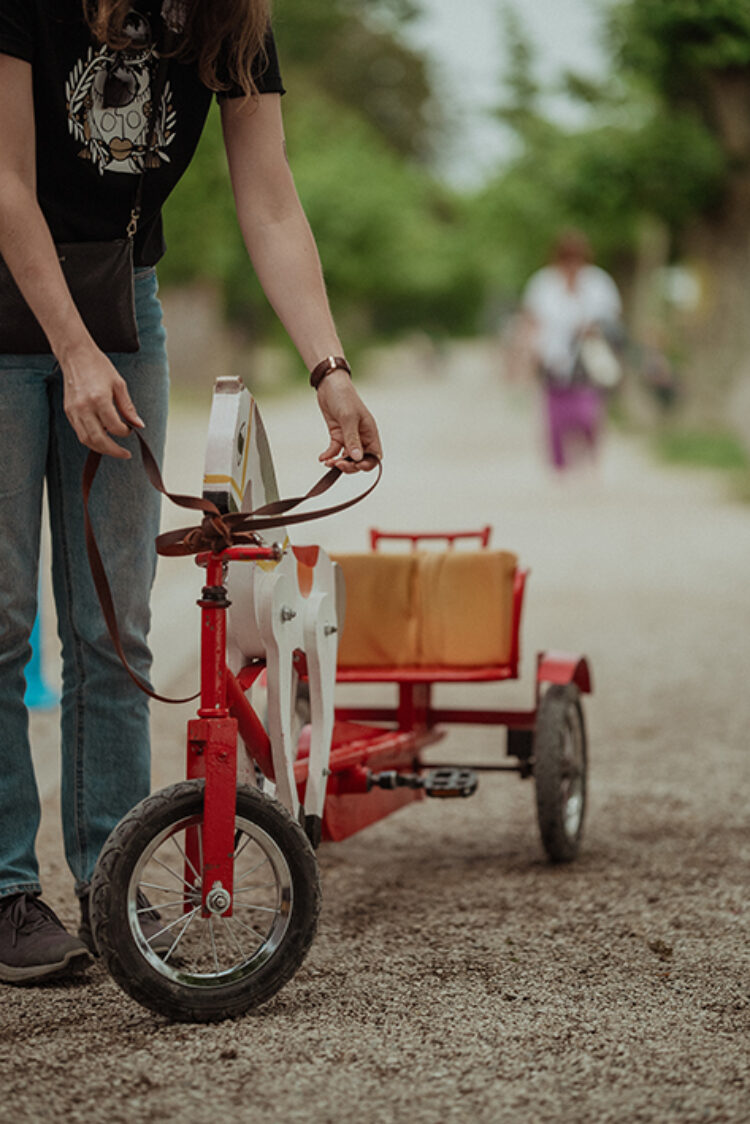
[0,893,92,984]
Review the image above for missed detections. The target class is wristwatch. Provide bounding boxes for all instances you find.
[309,355,352,391]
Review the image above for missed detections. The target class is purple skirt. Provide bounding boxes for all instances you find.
[544,383,603,469]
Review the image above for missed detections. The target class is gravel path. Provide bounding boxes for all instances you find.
[2,358,748,1124]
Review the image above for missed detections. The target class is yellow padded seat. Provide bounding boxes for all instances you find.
[333,550,518,668]
[333,553,419,667]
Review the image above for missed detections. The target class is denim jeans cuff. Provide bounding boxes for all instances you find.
[0,882,43,900]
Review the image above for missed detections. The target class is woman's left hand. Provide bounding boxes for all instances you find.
[316,370,382,473]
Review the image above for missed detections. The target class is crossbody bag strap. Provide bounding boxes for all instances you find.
[127,28,175,239]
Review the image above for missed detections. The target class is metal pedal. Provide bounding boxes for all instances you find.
[424,767,479,799]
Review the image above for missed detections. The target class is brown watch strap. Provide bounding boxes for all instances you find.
[310,355,351,390]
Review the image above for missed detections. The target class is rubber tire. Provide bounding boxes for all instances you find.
[90,780,320,1022]
[534,684,587,863]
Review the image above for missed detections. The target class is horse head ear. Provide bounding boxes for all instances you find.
[203,378,285,540]
[203,377,287,667]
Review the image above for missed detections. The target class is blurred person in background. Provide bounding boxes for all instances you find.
[522,229,622,472]
[0,0,381,985]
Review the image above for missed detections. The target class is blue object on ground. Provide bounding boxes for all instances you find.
[25,612,59,710]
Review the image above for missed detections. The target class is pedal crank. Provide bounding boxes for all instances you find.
[367,767,479,799]
[423,767,479,799]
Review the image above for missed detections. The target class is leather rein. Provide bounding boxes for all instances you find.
[82,430,381,704]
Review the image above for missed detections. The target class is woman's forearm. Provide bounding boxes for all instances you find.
[0,174,93,361]
[222,94,381,469]
[238,203,343,371]
[222,95,346,372]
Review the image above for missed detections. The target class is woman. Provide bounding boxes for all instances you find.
[522,230,622,472]
[0,0,381,983]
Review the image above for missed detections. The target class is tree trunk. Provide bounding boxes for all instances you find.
[678,71,750,441]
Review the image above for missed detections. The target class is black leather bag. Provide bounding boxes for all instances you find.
[0,238,138,354]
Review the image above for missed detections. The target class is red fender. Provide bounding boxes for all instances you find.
[537,651,593,694]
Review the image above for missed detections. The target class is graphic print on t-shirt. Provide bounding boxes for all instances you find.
[161,0,188,33]
[65,8,176,176]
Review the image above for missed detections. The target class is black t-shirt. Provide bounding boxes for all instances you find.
[0,1,284,265]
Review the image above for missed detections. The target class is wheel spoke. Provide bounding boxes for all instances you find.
[208,916,220,974]
[232,882,278,894]
[233,853,270,880]
[120,800,299,1001]
[170,832,201,884]
[232,836,254,858]
[235,863,273,890]
[162,906,199,964]
[152,855,194,891]
[219,911,254,962]
[136,898,185,914]
[139,880,184,895]
[144,905,199,944]
[224,911,267,946]
[231,902,280,916]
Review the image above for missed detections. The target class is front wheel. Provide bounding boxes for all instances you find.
[90,781,320,1022]
[534,684,588,862]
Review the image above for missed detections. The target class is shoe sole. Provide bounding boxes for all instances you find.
[0,947,93,985]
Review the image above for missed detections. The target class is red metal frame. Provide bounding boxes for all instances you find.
[327,531,592,837]
[293,720,437,841]
[334,557,533,731]
[186,548,277,915]
[537,651,593,695]
[183,529,593,890]
[370,526,492,551]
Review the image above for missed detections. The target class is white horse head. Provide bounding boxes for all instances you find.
[202,377,340,835]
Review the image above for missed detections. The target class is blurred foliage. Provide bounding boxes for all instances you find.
[610,0,750,100]
[161,0,480,342]
[273,0,433,162]
[161,0,750,350]
[473,0,743,296]
[655,427,749,470]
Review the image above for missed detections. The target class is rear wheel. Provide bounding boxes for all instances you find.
[90,781,320,1022]
[534,684,587,862]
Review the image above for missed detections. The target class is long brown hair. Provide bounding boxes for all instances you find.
[83,0,272,98]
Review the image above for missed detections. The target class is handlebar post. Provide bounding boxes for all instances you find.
[198,554,230,718]
[187,553,238,916]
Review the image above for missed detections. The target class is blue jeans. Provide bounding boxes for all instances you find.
[0,269,169,898]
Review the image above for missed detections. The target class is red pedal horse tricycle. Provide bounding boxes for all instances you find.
[89,378,592,1022]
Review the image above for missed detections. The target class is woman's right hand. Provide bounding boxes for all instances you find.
[60,341,144,459]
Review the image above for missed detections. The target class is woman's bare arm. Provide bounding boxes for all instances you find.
[221,93,381,471]
[0,54,141,457]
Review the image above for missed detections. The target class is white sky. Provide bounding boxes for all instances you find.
[403,0,612,185]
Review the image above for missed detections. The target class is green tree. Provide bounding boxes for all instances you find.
[609,0,750,413]
[473,0,750,418]
[275,0,435,161]
[161,1,479,347]
[478,2,727,284]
